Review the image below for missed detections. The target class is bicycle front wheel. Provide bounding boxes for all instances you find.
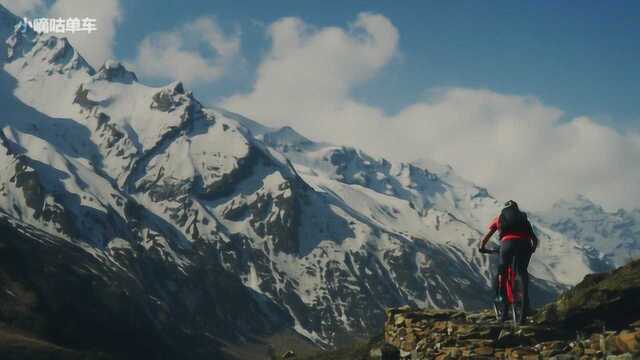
[511,270,525,326]
[493,300,503,321]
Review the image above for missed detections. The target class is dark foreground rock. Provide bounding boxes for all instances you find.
[382,307,639,359]
[535,258,640,333]
[303,259,640,360]
[0,219,295,360]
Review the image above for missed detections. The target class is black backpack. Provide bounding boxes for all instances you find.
[499,206,529,237]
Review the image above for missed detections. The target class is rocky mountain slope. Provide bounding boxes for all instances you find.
[0,4,627,357]
[536,195,640,267]
[304,258,640,359]
[0,212,288,360]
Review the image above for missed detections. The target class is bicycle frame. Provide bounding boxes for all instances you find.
[480,247,524,326]
[499,261,520,305]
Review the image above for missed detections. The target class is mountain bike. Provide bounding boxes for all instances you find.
[479,247,525,328]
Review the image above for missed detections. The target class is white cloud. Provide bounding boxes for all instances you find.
[223,13,640,211]
[224,13,398,125]
[0,0,45,16]
[0,0,121,68]
[385,89,640,211]
[47,0,122,68]
[130,16,241,85]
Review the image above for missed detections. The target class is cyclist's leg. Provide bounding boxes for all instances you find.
[499,241,515,317]
[514,240,532,315]
[499,240,516,285]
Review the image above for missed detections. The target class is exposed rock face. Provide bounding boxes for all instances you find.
[95,60,137,84]
[379,307,640,359]
[0,219,287,360]
[536,258,640,332]
[150,81,187,112]
[0,4,624,357]
[374,260,640,359]
[11,159,45,216]
[536,195,640,267]
[382,308,558,359]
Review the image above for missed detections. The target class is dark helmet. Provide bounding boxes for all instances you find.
[503,200,519,209]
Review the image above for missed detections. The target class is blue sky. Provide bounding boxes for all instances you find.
[111,0,640,129]
[3,0,640,210]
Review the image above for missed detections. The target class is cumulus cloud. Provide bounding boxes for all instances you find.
[386,89,640,211]
[47,0,122,67]
[130,16,241,85]
[224,13,398,126]
[223,13,640,211]
[0,0,45,16]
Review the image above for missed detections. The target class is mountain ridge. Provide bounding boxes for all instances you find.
[303,258,640,359]
[536,194,640,267]
[0,5,628,358]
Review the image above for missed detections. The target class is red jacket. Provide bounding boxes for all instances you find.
[488,216,532,241]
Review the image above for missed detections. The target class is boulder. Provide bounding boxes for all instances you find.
[369,342,400,360]
[536,259,640,332]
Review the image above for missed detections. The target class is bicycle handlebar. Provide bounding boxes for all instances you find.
[479,247,500,254]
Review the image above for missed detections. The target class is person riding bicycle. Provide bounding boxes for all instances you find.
[479,200,538,323]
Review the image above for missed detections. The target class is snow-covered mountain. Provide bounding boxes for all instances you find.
[536,195,640,267]
[0,5,617,355]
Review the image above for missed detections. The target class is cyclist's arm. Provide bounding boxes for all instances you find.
[479,228,497,249]
[527,220,539,250]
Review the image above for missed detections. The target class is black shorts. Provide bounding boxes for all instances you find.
[499,239,533,273]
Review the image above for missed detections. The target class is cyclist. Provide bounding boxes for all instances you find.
[479,200,538,323]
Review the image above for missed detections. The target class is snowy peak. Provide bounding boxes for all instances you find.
[209,106,274,137]
[0,6,93,77]
[537,195,640,266]
[0,4,16,21]
[0,3,620,349]
[7,30,93,75]
[2,9,23,63]
[263,125,314,151]
[42,36,93,71]
[0,4,19,38]
[95,60,137,83]
[551,194,604,215]
[148,80,196,113]
[411,157,454,177]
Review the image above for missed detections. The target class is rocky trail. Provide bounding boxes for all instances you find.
[381,308,639,359]
[303,259,640,360]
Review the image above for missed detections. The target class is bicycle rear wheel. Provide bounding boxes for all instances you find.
[493,300,503,321]
[493,273,505,321]
[510,265,525,327]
